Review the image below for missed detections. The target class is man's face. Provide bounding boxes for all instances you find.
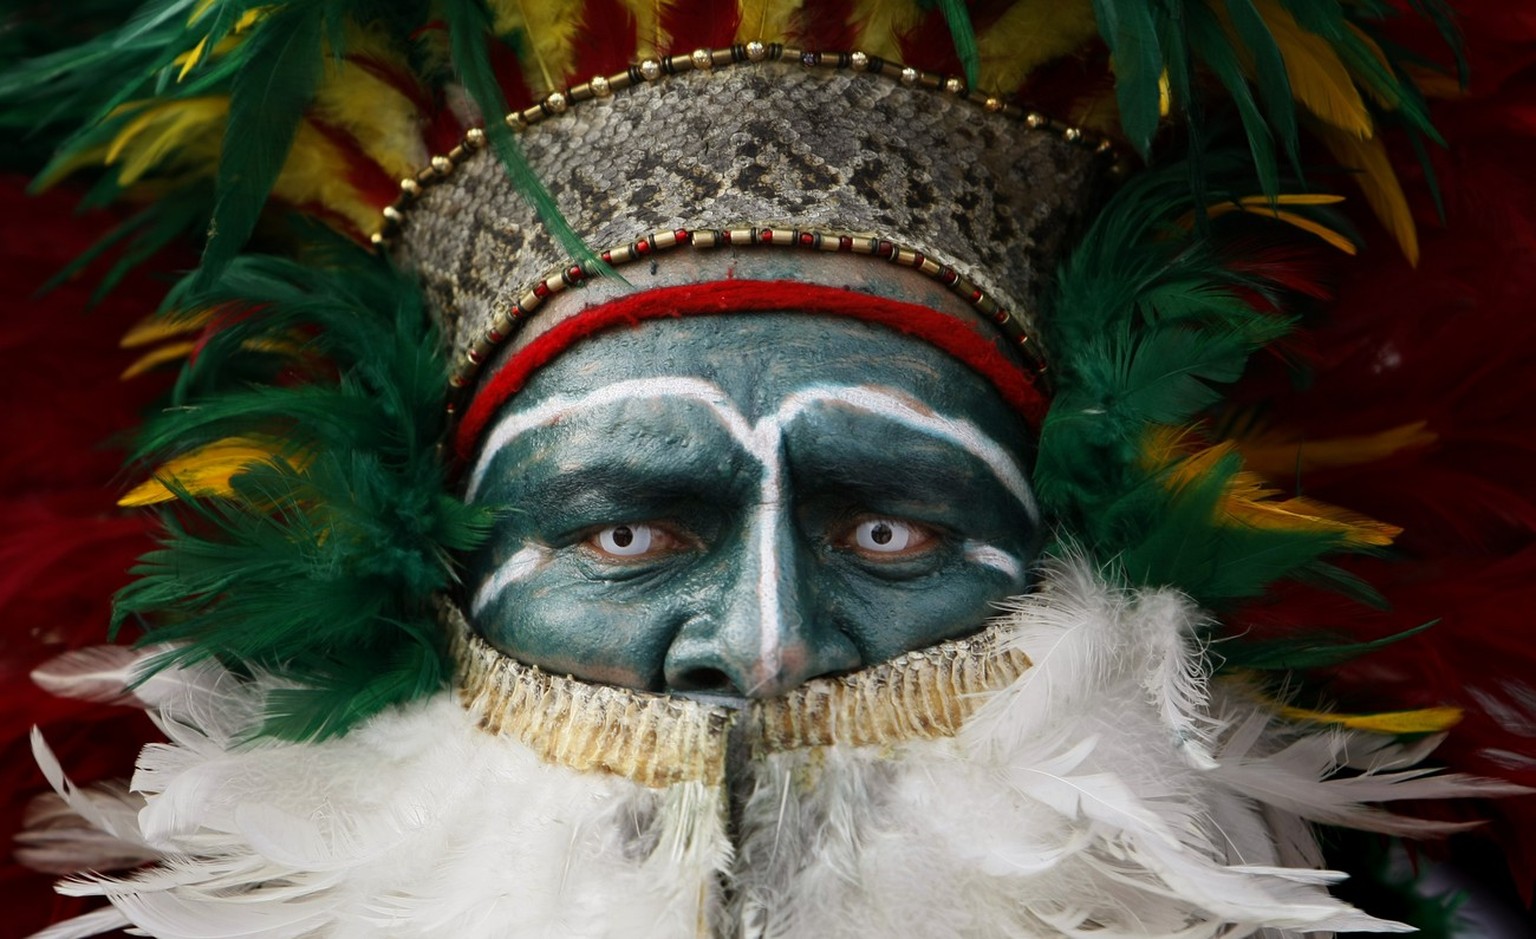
[465,314,1039,698]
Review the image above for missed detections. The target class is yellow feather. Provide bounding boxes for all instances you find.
[311,27,429,179]
[735,0,804,44]
[272,120,376,234]
[487,0,587,93]
[119,436,307,507]
[975,0,1097,93]
[617,0,674,60]
[848,0,924,62]
[121,341,199,380]
[1277,704,1463,735]
[105,98,228,186]
[1315,122,1419,264]
[1147,432,1400,547]
[1253,0,1373,139]
[120,310,211,349]
[1235,421,1438,478]
[1236,204,1357,255]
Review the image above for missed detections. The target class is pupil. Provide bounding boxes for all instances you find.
[871,522,893,545]
[612,525,634,548]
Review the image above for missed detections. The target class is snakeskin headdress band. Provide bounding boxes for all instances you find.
[388,43,1117,438]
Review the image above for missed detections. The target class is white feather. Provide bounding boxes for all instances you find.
[22,557,1522,938]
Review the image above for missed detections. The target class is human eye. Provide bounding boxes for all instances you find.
[581,522,693,562]
[835,516,941,561]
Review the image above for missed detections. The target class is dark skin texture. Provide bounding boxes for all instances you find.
[465,314,1040,700]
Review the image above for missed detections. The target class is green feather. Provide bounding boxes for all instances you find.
[934,0,980,89]
[1092,0,1164,158]
[440,0,607,279]
[1222,0,1299,176]
[197,1,326,289]
[115,242,495,740]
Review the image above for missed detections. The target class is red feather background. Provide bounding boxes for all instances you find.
[0,179,170,935]
[1229,0,1536,898]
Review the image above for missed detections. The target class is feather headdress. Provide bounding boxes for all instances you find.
[3,0,1535,935]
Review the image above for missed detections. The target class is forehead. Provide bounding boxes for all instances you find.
[502,313,1031,441]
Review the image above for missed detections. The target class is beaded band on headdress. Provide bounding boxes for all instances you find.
[382,41,1119,423]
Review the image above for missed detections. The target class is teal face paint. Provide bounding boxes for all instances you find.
[465,314,1040,698]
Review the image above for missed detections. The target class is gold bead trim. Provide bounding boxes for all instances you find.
[443,224,1049,396]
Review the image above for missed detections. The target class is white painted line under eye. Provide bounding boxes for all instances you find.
[471,544,553,617]
[962,541,1025,582]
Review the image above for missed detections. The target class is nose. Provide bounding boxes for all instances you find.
[663,501,861,698]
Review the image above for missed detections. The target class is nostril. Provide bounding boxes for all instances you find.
[669,667,736,693]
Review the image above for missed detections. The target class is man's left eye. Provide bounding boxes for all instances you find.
[841,518,938,559]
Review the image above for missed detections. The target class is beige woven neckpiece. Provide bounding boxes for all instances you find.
[447,602,1032,788]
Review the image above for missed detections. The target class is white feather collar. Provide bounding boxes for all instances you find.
[25,558,1515,938]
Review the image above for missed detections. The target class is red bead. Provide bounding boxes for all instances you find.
[761,228,774,243]
[876,241,894,257]
[838,236,853,250]
[674,228,689,240]
[721,231,733,244]
[635,239,653,254]
[488,329,504,342]
[799,232,814,246]
[568,265,584,280]
[534,283,551,298]
[970,289,984,302]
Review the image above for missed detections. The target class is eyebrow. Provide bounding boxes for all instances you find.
[468,377,1037,523]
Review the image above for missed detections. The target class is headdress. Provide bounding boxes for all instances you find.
[4,1,1536,936]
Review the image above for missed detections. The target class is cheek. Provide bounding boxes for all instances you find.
[473,564,694,692]
[819,563,1028,662]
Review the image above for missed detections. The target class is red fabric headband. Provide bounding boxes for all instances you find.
[453,279,1049,462]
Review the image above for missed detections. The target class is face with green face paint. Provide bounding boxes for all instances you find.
[465,336,1039,697]
[463,260,1042,700]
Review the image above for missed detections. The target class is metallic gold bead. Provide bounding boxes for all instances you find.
[1063,126,1082,142]
[984,97,1003,112]
[900,66,919,85]
[639,59,662,80]
[382,205,403,223]
[746,40,766,62]
[590,74,611,97]
[1025,111,1047,128]
[464,127,487,148]
[370,232,387,246]
[505,111,526,129]
[1095,138,1114,154]
[430,155,452,174]
[399,178,421,196]
[691,48,713,70]
[545,92,568,113]
[944,77,964,94]
[850,51,868,69]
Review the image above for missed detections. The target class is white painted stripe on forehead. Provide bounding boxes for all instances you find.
[466,377,756,502]
[774,384,1040,523]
